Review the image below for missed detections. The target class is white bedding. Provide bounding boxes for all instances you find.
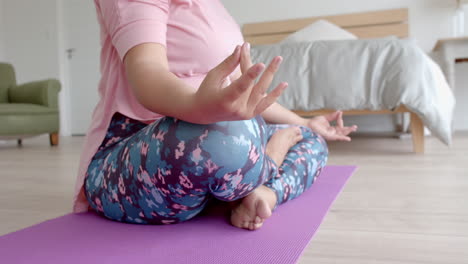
[251,38,455,145]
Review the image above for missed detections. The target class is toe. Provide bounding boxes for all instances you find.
[248,222,264,231]
[256,199,272,219]
[255,216,262,224]
[253,222,263,230]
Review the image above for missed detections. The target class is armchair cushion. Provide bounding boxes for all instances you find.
[0,103,58,116]
[9,79,61,108]
[0,103,59,136]
[0,86,7,103]
[0,63,16,103]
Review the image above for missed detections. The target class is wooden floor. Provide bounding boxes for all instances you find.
[0,133,467,263]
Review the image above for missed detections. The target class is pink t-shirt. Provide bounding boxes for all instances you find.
[73,0,244,212]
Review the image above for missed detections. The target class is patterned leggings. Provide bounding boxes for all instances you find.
[85,112,328,224]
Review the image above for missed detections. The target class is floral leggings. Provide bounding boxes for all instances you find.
[85,112,328,224]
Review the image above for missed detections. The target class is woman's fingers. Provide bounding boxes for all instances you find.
[348,125,358,133]
[337,111,344,128]
[333,135,352,142]
[324,111,340,122]
[211,45,241,83]
[249,56,283,106]
[240,42,253,74]
[223,63,265,102]
[337,125,358,136]
[216,42,287,118]
[254,82,288,115]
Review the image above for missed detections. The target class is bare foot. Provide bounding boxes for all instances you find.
[230,185,277,230]
[230,127,303,231]
[266,126,303,167]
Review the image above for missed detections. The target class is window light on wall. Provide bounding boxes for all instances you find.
[454,0,468,36]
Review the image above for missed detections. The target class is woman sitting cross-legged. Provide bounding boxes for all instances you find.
[73,0,357,231]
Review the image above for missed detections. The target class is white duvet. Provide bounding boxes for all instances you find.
[251,38,455,145]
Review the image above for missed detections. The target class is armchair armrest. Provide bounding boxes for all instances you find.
[9,79,61,108]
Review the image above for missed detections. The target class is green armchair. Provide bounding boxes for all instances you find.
[0,63,61,146]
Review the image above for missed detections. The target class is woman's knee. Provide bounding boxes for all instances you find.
[205,120,270,202]
[144,117,269,201]
[170,118,266,171]
[147,116,264,145]
[301,130,328,157]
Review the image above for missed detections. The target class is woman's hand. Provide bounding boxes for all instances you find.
[234,43,357,141]
[233,43,357,141]
[305,111,358,141]
[194,43,288,124]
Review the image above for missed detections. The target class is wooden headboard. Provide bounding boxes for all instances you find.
[242,8,409,45]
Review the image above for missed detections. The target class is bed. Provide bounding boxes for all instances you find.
[242,8,450,153]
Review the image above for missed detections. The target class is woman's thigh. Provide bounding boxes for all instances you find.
[85,115,273,224]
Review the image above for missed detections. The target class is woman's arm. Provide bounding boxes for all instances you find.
[124,42,287,124]
[124,43,199,122]
[260,102,307,126]
[262,102,358,141]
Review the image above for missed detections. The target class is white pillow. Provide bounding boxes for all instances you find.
[280,19,358,44]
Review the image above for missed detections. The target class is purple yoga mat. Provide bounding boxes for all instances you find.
[0,166,356,264]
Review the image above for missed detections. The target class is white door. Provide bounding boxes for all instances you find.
[63,0,101,135]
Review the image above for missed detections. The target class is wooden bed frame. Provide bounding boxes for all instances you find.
[242,8,425,153]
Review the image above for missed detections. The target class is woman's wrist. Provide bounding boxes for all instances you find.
[297,117,309,127]
[182,91,219,125]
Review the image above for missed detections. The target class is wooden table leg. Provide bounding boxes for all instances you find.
[410,112,424,153]
[49,133,59,146]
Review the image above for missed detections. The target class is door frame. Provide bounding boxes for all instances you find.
[56,0,72,137]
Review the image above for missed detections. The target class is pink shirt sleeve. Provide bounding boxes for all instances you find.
[96,0,170,60]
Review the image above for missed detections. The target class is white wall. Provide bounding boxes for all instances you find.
[2,0,60,83]
[463,4,468,129]
[222,0,468,132]
[466,5,468,33]
[454,63,468,130]
[0,0,5,61]
[61,0,101,136]
[459,5,468,130]
[222,0,455,52]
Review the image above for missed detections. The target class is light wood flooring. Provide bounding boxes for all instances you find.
[0,133,467,263]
